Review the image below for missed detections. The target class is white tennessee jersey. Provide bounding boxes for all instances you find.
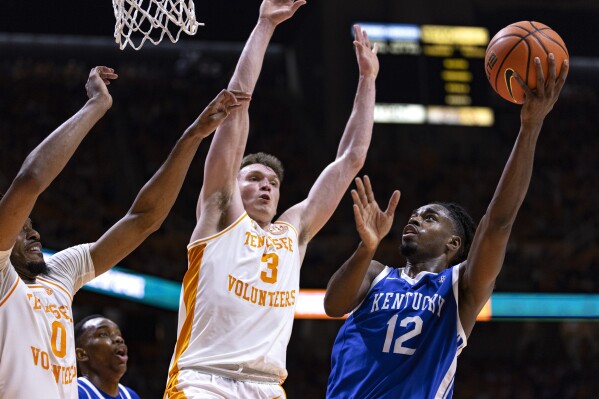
[166,212,301,391]
[0,245,95,399]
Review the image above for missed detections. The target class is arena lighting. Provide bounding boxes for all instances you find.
[374,104,494,126]
[358,22,494,126]
[42,250,599,320]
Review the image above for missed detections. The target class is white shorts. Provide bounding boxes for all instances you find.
[165,369,287,399]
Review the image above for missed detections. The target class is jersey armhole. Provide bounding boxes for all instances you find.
[453,263,468,353]
[350,266,393,314]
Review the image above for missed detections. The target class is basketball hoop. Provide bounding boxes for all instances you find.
[112,0,204,50]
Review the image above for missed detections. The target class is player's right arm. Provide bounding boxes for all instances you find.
[324,176,400,317]
[458,55,568,336]
[0,66,116,252]
[191,0,305,241]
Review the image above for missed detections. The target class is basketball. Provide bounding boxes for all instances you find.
[484,21,568,104]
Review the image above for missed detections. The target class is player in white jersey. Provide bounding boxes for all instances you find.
[0,66,247,398]
[324,54,569,398]
[164,0,380,397]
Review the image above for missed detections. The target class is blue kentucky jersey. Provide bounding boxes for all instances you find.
[327,264,467,399]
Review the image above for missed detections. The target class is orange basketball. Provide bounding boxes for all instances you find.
[484,21,568,104]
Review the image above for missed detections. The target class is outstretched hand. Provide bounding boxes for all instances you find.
[353,25,379,79]
[351,176,400,251]
[86,66,118,108]
[514,53,569,124]
[259,0,306,26]
[188,89,251,139]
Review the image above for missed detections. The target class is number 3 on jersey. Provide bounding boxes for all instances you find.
[260,253,279,284]
[382,315,423,355]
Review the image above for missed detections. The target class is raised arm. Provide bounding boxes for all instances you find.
[279,25,378,248]
[90,90,247,276]
[193,0,305,240]
[324,176,400,317]
[0,66,116,252]
[459,54,569,335]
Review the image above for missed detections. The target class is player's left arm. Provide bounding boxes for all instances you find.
[279,26,378,246]
[459,55,569,336]
[89,90,244,276]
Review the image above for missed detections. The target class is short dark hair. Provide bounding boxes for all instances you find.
[433,202,476,266]
[240,152,284,182]
[74,314,104,345]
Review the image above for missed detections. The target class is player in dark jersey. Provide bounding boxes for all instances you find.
[75,314,140,399]
[324,54,569,398]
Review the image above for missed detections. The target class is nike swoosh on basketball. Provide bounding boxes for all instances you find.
[504,68,516,102]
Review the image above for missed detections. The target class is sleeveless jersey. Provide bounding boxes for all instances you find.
[327,265,467,399]
[0,245,95,399]
[165,212,301,395]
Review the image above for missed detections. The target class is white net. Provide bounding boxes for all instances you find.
[113,0,204,50]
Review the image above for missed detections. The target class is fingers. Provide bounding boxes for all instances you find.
[534,57,545,96]
[353,25,363,44]
[90,66,118,85]
[353,25,371,49]
[556,58,569,91]
[230,90,252,104]
[363,175,375,204]
[352,203,363,225]
[290,0,307,13]
[546,53,557,82]
[385,190,401,216]
[354,177,368,207]
[512,71,533,99]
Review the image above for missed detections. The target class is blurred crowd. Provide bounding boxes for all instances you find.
[1,48,597,397]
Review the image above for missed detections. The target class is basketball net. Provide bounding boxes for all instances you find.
[113,0,204,50]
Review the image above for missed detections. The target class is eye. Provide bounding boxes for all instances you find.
[425,215,436,222]
[98,331,109,338]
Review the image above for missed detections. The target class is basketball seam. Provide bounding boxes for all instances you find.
[491,36,532,95]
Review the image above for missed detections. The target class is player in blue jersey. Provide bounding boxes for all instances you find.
[324,53,569,398]
[75,314,141,399]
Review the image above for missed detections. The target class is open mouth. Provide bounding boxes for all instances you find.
[115,346,128,357]
[26,242,42,253]
[403,225,418,236]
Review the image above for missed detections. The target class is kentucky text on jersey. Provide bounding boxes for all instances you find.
[227,274,296,307]
[370,291,446,317]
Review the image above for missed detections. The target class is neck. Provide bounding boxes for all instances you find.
[404,258,448,277]
[17,271,37,284]
[82,373,121,397]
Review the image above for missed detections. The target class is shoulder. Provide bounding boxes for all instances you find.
[77,378,93,398]
[47,244,92,267]
[122,385,141,399]
[367,260,387,281]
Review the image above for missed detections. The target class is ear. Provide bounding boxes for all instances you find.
[446,235,461,254]
[76,347,89,362]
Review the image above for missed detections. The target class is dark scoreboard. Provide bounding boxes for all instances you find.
[358,23,493,126]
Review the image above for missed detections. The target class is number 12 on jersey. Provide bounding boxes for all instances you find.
[382,315,423,355]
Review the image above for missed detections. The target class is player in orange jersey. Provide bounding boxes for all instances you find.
[163,0,380,398]
[0,66,247,398]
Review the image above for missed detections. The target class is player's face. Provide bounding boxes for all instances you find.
[10,218,47,280]
[400,204,457,262]
[238,164,281,226]
[78,317,128,377]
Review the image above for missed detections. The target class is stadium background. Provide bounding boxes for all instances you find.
[1,0,598,397]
